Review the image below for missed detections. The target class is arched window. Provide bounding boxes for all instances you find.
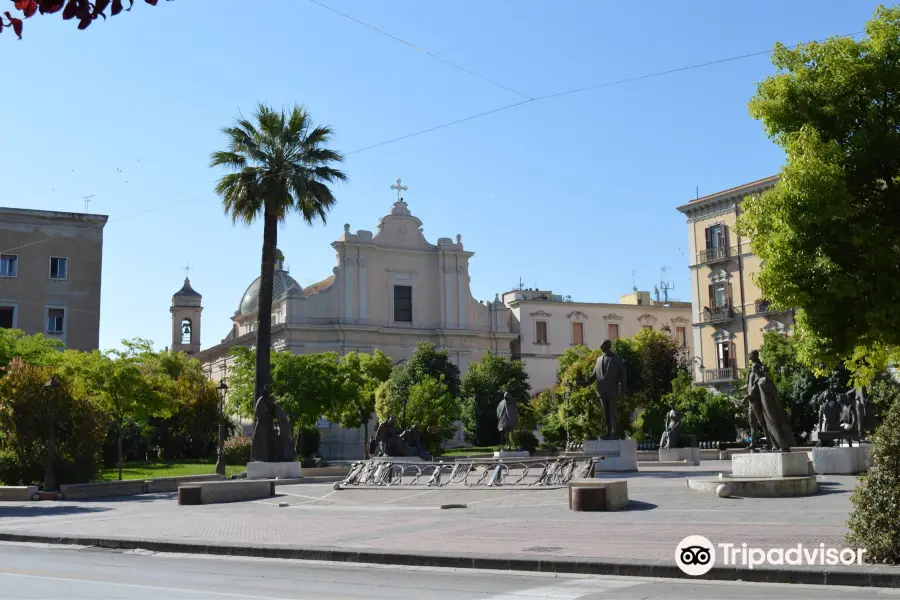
[181,318,192,344]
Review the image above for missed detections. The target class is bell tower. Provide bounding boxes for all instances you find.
[171,267,202,354]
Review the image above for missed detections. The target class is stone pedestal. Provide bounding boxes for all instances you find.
[492,450,531,459]
[582,439,638,472]
[811,444,873,475]
[732,452,808,478]
[247,461,302,479]
[659,447,700,466]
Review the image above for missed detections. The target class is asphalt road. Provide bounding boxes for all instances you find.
[1,542,898,600]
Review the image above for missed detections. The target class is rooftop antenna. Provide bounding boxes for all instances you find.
[696,186,699,200]
[631,270,637,292]
[659,266,675,302]
[516,277,525,291]
[83,194,95,213]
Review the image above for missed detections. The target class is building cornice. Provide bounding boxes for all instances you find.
[676,175,779,217]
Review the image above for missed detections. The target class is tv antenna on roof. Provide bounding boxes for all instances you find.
[83,194,95,213]
[659,266,675,302]
[516,277,525,291]
[632,270,637,292]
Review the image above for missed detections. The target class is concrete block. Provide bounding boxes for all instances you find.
[145,474,224,493]
[699,449,719,461]
[178,480,275,505]
[0,486,38,501]
[811,446,871,475]
[688,475,817,497]
[301,466,350,478]
[568,478,628,510]
[247,461,302,479]
[659,447,700,466]
[731,451,808,478]
[582,439,637,472]
[60,480,146,499]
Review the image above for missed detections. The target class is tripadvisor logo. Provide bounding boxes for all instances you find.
[675,536,867,575]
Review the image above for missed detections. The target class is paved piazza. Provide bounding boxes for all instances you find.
[0,461,863,567]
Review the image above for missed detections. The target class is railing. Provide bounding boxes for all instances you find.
[702,363,737,383]
[755,300,789,315]
[336,456,601,489]
[696,245,736,265]
[703,304,735,323]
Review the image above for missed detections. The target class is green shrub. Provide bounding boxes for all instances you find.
[847,400,900,563]
[515,430,538,454]
[296,426,321,458]
[223,435,251,465]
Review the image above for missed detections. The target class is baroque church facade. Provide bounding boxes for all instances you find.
[170,188,515,459]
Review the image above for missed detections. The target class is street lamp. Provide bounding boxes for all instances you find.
[42,375,61,492]
[215,380,228,476]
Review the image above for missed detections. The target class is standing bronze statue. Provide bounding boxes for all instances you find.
[745,350,796,451]
[251,385,295,462]
[583,340,627,440]
[496,391,519,450]
[659,401,682,449]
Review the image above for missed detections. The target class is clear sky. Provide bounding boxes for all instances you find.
[1,1,886,352]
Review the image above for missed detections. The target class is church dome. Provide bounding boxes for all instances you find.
[238,250,301,315]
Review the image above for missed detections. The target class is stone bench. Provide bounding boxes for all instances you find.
[568,478,628,511]
[0,486,38,501]
[145,474,225,493]
[60,480,146,500]
[178,480,275,505]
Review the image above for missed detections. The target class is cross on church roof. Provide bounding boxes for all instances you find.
[183,263,191,279]
[391,178,408,202]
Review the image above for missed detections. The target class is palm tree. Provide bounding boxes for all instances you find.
[210,104,347,406]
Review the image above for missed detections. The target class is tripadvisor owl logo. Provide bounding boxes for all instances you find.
[675,535,716,576]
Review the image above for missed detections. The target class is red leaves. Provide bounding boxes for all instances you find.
[2,0,168,38]
[14,1,38,18]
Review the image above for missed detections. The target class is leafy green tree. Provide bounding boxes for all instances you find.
[380,343,461,429]
[637,371,738,443]
[211,104,347,407]
[326,350,393,457]
[375,375,460,452]
[460,352,531,446]
[739,6,900,373]
[0,329,64,370]
[59,341,173,480]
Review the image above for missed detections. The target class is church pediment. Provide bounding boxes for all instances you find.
[372,200,434,250]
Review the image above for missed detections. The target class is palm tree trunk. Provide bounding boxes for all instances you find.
[254,200,279,410]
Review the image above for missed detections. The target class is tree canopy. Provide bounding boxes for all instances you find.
[1,0,167,39]
[739,6,900,373]
[460,351,531,446]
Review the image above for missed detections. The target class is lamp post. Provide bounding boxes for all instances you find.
[215,380,228,476]
[42,375,61,492]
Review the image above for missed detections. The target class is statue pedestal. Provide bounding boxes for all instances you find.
[492,450,531,459]
[732,452,809,477]
[658,447,700,466]
[582,439,637,472]
[247,461,302,479]
[811,444,872,474]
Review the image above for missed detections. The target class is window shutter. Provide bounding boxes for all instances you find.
[704,226,711,249]
[727,282,733,305]
[723,225,730,249]
[708,284,715,307]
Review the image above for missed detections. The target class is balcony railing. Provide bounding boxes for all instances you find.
[703,304,735,323]
[755,300,789,315]
[696,245,734,265]
[702,364,737,383]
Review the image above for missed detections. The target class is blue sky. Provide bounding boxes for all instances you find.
[1,1,885,351]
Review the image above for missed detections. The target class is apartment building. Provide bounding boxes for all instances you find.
[503,288,693,394]
[676,176,794,390]
[0,207,108,350]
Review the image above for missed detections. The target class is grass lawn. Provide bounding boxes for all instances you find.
[96,460,245,481]
[437,446,499,458]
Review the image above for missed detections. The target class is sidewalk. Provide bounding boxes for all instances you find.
[1,462,897,587]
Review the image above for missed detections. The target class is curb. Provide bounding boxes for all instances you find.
[0,532,897,588]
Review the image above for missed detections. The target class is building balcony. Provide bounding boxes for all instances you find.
[701,361,738,384]
[702,304,736,324]
[695,245,735,266]
[755,299,790,315]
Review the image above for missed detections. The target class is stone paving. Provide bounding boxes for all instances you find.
[0,462,863,566]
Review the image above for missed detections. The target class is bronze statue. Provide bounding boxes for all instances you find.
[583,340,627,440]
[496,391,519,450]
[746,350,796,451]
[399,426,431,460]
[251,384,295,462]
[848,386,876,440]
[659,401,682,449]
[818,389,842,446]
[839,393,857,439]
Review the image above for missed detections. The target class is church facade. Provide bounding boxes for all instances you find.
[172,189,515,460]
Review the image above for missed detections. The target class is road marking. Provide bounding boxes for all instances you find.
[0,571,298,599]
[381,489,437,504]
[481,578,638,599]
